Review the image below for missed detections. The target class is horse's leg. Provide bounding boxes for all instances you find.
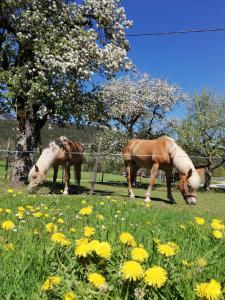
[125,161,135,198]
[74,162,82,194]
[50,165,58,193]
[145,163,159,202]
[63,166,70,195]
[166,171,176,204]
[131,161,139,187]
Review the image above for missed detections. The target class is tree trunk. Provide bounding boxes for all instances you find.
[203,162,213,192]
[10,107,37,185]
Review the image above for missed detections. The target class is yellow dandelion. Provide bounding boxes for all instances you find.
[64,291,75,300]
[131,247,149,263]
[79,206,93,216]
[88,272,106,288]
[7,188,14,193]
[119,232,137,247]
[96,242,111,259]
[121,260,144,281]
[18,206,25,212]
[89,239,101,252]
[144,266,167,288]
[44,213,49,218]
[57,218,64,224]
[70,227,76,233]
[75,237,89,246]
[3,243,14,251]
[41,275,61,291]
[197,257,207,268]
[75,242,91,257]
[158,243,176,257]
[83,226,95,237]
[212,230,223,239]
[5,208,11,214]
[33,212,42,218]
[1,220,15,230]
[195,279,221,300]
[16,211,24,218]
[51,232,71,246]
[46,223,58,233]
[195,217,205,225]
[211,220,225,230]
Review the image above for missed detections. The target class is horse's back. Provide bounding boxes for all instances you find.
[123,137,173,168]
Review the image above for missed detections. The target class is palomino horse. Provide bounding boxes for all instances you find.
[28,136,83,194]
[123,136,200,205]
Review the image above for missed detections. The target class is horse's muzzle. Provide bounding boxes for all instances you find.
[185,196,197,205]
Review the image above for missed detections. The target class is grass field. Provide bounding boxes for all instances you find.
[0,177,224,299]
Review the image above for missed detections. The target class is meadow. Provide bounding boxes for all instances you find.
[0,177,224,300]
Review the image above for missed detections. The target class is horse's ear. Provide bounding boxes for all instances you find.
[35,165,39,172]
[187,168,192,179]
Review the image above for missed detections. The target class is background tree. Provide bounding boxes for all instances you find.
[176,90,225,191]
[93,72,186,139]
[0,0,132,184]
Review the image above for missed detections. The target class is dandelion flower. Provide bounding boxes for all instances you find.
[84,226,95,237]
[213,230,223,239]
[51,232,71,246]
[195,279,221,300]
[131,247,149,263]
[57,218,64,224]
[121,261,144,281]
[197,257,207,268]
[89,240,101,252]
[33,212,42,218]
[3,243,14,251]
[76,237,89,246]
[79,206,93,216]
[70,227,76,233]
[88,272,106,288]
[96,242,111,259]
[1,220,15,230]
[119,232,137,247]
[195,217,205,225]
[41,275,61,291]
[211,220,224,230]
[7,188,14,193]
[64,291,75,300]
[158,243,176,257]
[144,266,167,288]
[5,208,11,214]
[46,223,58,233]
[75,242,91,257]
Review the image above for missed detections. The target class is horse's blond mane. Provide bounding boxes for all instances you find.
[29,141,61,175]
[166,137,200,189]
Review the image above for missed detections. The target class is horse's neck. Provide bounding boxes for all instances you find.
[36,148,59,174]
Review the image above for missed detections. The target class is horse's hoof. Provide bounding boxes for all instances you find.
[129,194,135,199]
[63,191,68,195]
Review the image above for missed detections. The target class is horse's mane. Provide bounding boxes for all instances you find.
[30,137,69,175]
[162,136,200,189]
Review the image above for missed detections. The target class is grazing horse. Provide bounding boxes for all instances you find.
[28,136,83,194]
[123,136,200,205]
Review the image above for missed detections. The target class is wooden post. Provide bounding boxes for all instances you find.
[89,138,102,195]
[4,137,11,179]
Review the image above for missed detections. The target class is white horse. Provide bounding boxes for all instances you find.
[28,136,83,194]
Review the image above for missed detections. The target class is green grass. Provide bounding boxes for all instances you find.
[0,179,224,299]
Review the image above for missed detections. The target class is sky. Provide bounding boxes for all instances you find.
[122,0,225,97]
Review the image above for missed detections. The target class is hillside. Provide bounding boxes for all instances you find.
[0,120,96,149]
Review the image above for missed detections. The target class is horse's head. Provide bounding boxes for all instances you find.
[178,169,200,205]
[28,165,46,193]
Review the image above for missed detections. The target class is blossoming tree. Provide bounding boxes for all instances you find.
[98,72,185,138]
[0,0,132,184]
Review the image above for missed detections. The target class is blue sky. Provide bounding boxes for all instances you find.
[122,0,225,96]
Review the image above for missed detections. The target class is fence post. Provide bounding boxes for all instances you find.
[89,137,102,195]
[4,137,11,179]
